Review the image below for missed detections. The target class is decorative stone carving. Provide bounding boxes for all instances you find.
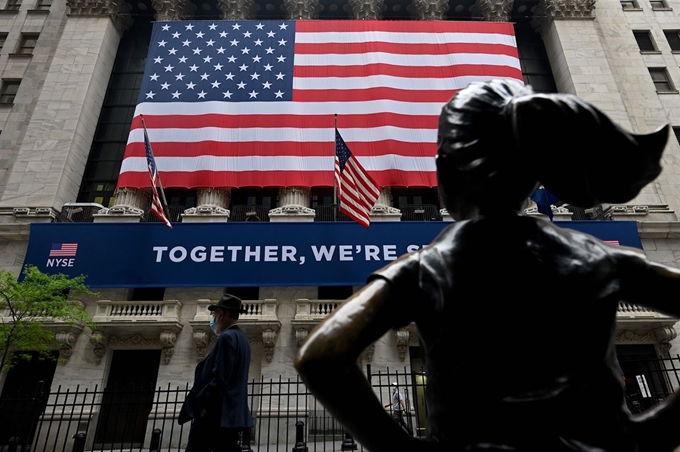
[349,0,384,19]
[363,343,375,362]
[55,331,77,362]
[396,328,409,361]
[412,0,449,20]
[284,0,320,19]
[263,329,277,362]
[270,187,316,221]
[183,188,231,221]
[66,0,133,32]
[279,187,311,207]
[371,188,401,221]
[217,0,255,19]
[151,0,192,20]
[532,0,596,33]
[655,326,677,354]
[193,330,213,360]
[471,0,513,22]
[616,328,678,354]
[108,335,159,346]
[160,330,178,364]
[90,331,107,365]
[296,328,309,347]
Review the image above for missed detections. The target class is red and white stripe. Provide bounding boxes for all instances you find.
[119,20,522,189]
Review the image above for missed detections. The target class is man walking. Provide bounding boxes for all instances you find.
[179,294,253,452]
[384,382,411,435]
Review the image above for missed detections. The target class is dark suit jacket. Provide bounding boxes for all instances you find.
[179,324,253,428]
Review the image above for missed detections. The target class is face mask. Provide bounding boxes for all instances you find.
[209,315,218,334]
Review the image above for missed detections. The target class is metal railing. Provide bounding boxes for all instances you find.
[230,205,271,222]
[314,205,353,222]
[564,204,610,221]
[59,203,106,223]
[0,374,377,452]
[143,205,187,224]
[399,205,441,222]
[3,356,678,452]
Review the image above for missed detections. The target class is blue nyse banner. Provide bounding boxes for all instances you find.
[23,221,642,288]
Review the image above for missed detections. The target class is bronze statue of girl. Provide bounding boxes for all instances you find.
[295,79,680,451]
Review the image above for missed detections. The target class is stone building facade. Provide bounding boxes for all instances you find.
[0,0,678,446]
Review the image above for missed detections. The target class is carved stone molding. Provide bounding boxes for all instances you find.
[284,0,320,19]
[655,326,677,354]
[263,329,277,362]
[269,205,316,216]
[471,0,514,22]
[363,343,375,362]
[349,0,384,19]
[192,330,215,360]
[66,0,133,32]
[151,0,192,20]
[91,331,181,364]
[160,330,178,364]
[55,331,77,362]
[217,0,255,19]
[90,331,108,365]
[295,328,309,347]
[616,327,678,354]
[531,0,595,34]
[396,328,410,361]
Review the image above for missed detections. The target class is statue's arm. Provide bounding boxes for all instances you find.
[294,278,434,452]
[617,247,680,450]
[617,247,680,317]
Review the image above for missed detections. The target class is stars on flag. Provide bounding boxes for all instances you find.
[144,21,294,103]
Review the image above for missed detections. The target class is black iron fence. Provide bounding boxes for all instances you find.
[0,369,403,452]
[314,205,353,222]
[399,204,441,222]
[3,357,679,452]
[230,205,271,222]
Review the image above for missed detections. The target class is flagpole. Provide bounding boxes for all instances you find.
[333,114,338,222]
[140,114,172,221]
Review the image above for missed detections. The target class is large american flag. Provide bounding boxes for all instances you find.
[335,128,380,228]
[118,20,522,189]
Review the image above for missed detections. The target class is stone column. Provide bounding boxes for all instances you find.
[183,188,232,222]
[370,188,401,222]
[471,0,514,21]
[0,0,130,215]
[98,0,195,224]
[218,0,256,19]
[269,187,316,222]
[269,0,320,222]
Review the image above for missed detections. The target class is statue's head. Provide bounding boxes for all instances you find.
[436,79,669,221]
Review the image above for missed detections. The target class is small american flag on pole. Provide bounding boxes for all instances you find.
[142,115,172,229]
[335,127,380,228]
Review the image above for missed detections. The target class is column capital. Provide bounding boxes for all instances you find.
[471,0,514,22]
[66,0,133,32]
[151,0,193,21]
[349,0,384,19]
[411,0,449,20]
[217,0,256,19]
[284,0,320,19]
[533,0,596,23]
